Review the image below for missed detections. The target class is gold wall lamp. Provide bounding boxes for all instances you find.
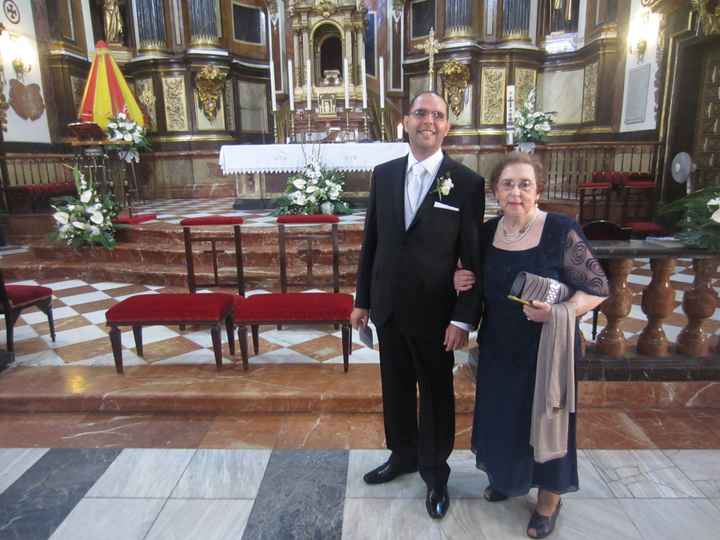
[0,29,33,81]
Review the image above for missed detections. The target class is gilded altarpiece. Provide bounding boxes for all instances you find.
[695,49,720,187]
[514,68,536,111]
[162,77,190,132]
[582,62,598,123]
[135,78,157,131]
[480,67,506,125]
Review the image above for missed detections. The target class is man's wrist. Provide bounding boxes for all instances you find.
[450,320,471,332]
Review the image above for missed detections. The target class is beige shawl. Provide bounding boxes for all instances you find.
[510,272,576,463]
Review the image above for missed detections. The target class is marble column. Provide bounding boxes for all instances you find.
[345,26,353,84]
[293,31,301,88]
[356,26,365,81]
[188,0,220,46]
[135,0,168,51]
[302,29,311,85]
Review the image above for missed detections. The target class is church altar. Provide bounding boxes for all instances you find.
[218,143,409,175]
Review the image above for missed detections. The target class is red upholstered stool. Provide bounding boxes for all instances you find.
[236,216,354,372]
[105,293,235,373]
[0,271,55,353]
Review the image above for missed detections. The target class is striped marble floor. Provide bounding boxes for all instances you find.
[2,447,720,539]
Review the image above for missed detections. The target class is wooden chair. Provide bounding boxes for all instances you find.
[582,220,631,340]
[0,270,55,353]
[235,215,354,371]
[105,216,245,374]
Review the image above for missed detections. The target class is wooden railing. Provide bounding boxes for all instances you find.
[3,153,75,187]
[537,142,659,201]
[590,240,718,359]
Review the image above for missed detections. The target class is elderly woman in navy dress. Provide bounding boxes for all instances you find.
[454,152,609,538]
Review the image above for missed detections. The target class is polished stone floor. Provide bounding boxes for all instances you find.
[1,445,720,539]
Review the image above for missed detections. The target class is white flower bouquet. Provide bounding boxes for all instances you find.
[274,149,351,215]
[661,187,720,250]
[51,167,118,249]
[514,90,554,143]
[106,111,150,163]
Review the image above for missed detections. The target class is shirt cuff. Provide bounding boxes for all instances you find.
[450,320,471,332]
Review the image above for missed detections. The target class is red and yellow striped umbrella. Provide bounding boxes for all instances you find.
[77,41,144,130]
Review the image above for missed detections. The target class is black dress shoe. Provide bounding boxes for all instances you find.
[425,486,449,519]
[527,499,562,539]
[363,460,418,485]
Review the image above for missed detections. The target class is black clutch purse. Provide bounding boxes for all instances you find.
[509,272,571,305]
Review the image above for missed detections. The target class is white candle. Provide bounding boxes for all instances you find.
[306,59,312,111]
[287,59,294,111]
[379,56,385,109]
[269,60,277,112]
[397,122,403,140]
[361,57,368,109]
[344,58,350,109]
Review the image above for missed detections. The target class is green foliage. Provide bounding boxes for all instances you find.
[660,187,720,251]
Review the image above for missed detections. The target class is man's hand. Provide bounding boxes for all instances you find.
[443,324,468,351]
[350,307,369,330]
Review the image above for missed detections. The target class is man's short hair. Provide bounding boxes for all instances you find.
[406,91,449,117]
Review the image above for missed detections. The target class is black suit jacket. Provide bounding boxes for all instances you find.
[355,153,485,336]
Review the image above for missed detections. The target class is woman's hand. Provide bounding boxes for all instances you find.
[454,269,476,292]
[523,300,551,323]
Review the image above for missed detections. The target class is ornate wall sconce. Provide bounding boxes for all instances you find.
[0,31,33,81]
[195,66,227,121]
[627,9,652,62]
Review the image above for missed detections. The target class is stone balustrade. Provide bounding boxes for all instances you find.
[590,239,719,360]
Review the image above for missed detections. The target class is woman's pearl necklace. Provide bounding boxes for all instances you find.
[500,210,539,244]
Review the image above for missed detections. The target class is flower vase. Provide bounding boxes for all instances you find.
[320,201,334,215]
[517,142,536,154]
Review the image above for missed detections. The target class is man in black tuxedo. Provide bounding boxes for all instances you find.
[351,91,485,519]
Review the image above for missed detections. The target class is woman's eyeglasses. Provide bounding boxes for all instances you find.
[498,179,536,192]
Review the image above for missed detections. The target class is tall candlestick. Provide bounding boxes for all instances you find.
[287,60,294,111]
[343,58,350,109]
[361,57,367,109]
[269,60,277,112]
[379,56,385,109]
[305,59,312,110]
[396,122,403,140]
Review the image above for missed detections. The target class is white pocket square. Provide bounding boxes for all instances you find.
[433,201,459,212]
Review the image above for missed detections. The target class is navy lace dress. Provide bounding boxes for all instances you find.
[472,213,609,496]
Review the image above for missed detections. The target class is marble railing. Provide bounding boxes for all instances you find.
[590,240,719,359]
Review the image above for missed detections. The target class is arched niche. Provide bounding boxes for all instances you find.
[312,22,344,86]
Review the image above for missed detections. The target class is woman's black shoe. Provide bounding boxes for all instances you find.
[527,500,562,539]
[483,486,508,502]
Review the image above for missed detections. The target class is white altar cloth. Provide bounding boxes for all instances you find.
[218,143,410,175]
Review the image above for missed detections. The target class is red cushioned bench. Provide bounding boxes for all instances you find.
[105,293,235,373]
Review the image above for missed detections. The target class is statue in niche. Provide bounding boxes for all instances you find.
[103,0,124,43]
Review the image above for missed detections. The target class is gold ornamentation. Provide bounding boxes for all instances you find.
[514,68,536,111]
[195,66,227,122]
[103,0,123,44]
[480,67,506,125]
[225,80,235,131]
[136,78,156,131]
[692,0,720,35]
[582,62,598,123]
[439,60,470,117]
[162,77,189,131]
[419,27,440,91]
[316,0,336,18]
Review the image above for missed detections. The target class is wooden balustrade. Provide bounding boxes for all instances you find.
[590,239,719,360]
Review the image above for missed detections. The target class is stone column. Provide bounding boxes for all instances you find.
[135,0,168,51]
[188,0,220,46]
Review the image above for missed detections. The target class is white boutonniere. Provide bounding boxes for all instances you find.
[434,173,454,200]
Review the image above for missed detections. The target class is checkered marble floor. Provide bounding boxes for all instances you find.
[3,256,720,369]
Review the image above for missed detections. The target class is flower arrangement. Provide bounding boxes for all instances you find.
[274,149,351,215]
[514,90,554,143]
[661,186,720,250]
[51,167,118,249]
[106,111,150,163]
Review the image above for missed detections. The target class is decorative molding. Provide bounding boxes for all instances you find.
[439,60,470,117]
[480,66,506,125]
[582,62,598,123]
[162,76,189,131]
[225,79,235,131]
[195,65,227,121]
[70,76,85,114]
[692,0,720,36]
[136,78,157,131]
[514,67,536,111]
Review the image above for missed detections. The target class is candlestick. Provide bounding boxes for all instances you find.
[273,110,279,143]
[343,58,350,109]
[379,56,385,109]
[361,57,367,109]
[288,59,294,111]
[305,59,311,111]
[396,122,403,141]
[269,60,277,112]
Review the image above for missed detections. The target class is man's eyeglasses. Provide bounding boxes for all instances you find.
[409,109,445,121]
[498,179,536,192]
